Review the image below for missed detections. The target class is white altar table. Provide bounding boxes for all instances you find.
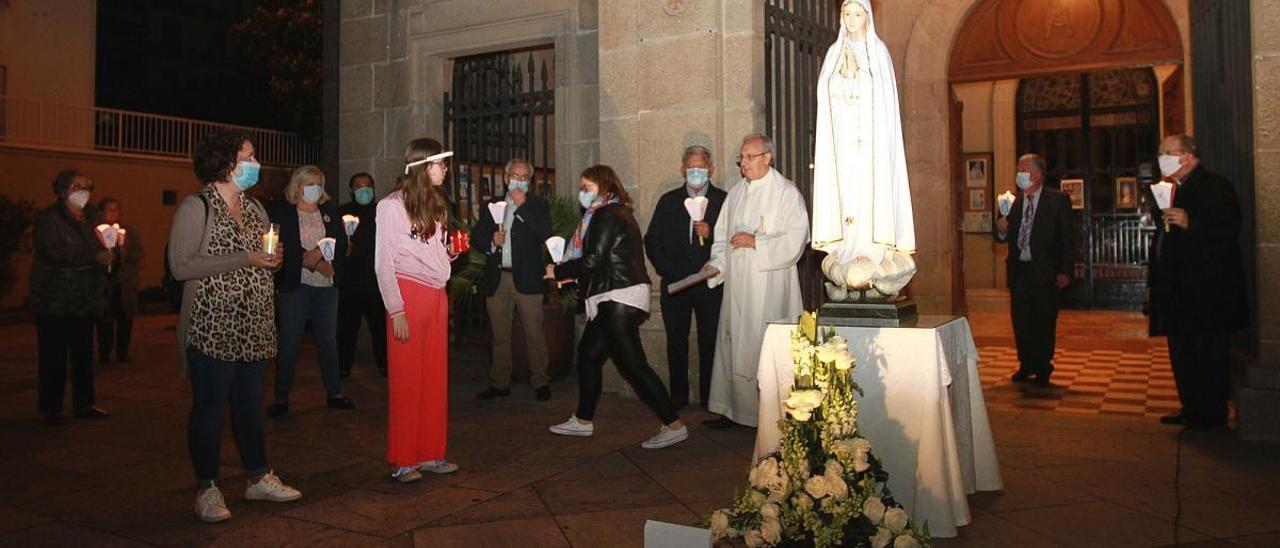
[753,315,1002,538]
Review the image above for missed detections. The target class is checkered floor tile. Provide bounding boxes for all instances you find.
[977,344,1184,419]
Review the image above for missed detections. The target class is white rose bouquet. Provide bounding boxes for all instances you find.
[708,312,930,547]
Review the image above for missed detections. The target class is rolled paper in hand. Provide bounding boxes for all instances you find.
[318,237,337,262]
[1151,181,1174,231]
[997,191,1016,217]
[96,224,119,249]
[262,224,280,255]
[684,196,710,245]
[342,214,359,236]
[545,236,566,264]
[488,202,507,226]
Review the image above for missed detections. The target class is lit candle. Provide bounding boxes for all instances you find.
[263,224,280,255]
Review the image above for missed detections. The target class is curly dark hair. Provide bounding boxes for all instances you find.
[193,129,250,184]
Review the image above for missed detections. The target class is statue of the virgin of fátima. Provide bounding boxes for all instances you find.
[811,0,916,300]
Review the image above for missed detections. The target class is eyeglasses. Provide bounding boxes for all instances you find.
[735,151,770,166]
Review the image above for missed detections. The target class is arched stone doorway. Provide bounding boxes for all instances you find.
[897,0,1186,312]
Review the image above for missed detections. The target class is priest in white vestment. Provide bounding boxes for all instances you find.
[699,134,809,428]
[811,0,916,297]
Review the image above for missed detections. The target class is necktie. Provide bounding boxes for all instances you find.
[1017,197,1035,252]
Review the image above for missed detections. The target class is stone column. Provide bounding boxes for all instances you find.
[596,0,764,398]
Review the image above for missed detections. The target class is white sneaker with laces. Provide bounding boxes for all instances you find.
[195,486,231,523]
[549,416,594,437]
[641,425,689,449]
[392,466,423,482]
[418,460,459,474]
[244,471,302,502]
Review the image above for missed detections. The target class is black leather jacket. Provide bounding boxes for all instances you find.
[554,203,650,300]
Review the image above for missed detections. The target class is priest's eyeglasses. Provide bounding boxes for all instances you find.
[735,151,770,166]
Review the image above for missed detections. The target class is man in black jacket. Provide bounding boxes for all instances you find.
[471,159,554,401]
[337,173,387,377]
[1148,134,1248,430]
[995,153,1075,387]
[643,145,728,409]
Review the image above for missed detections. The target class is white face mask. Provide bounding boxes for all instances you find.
[1158,154,1183,177]
[67,190,91,210]
[1015,171,1033,190]
[302,185,322,204]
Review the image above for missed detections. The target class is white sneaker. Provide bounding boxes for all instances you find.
[641,425,689,449]
[418,460,459,474]
[244,471,302,502]
[195,486,231,523]
[549,416,594,437]
[392,466,423,482]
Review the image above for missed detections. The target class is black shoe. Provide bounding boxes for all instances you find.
[1160,412,1184,425]
[74,405,109,419]
[476,387,511,400]
[1031,376,1052,388]
[42,413,66,426]
[1184,420,1227,431]
[266,403,289,418]
[1011,371,1034,383]
[327,396,355,410]
[702,416,736,430]
[535,386,551,402]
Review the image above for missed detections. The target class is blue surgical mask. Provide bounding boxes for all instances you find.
[578,190,598,209]
[685,167,709,189]
[508,179,530,195]
[232,160,261,191]
[301,185,322,204]
[1015,171,1033,190]
[353,186,375,205]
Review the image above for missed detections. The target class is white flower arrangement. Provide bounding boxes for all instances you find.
[708,312,930,547]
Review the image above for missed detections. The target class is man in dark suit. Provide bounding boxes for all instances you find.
[995,153,1075,387]
[643,145,728,409]
[470,158,554,401]
[337,173,388,377]
[1148,134,1248,430]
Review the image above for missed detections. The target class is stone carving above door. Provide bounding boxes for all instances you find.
[949,0,1182,83]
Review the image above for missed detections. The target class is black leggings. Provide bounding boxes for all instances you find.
[575,301,679,425]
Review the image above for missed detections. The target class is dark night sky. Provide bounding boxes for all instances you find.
[95,0,300,133]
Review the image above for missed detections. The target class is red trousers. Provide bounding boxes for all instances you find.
[386,278,448,467]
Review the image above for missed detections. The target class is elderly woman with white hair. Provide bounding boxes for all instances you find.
[267,165,354,417]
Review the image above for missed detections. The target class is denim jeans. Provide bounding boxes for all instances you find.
[275,284,342,402]
[187,347,268,487]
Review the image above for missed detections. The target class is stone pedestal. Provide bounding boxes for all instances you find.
[818,298,919,328]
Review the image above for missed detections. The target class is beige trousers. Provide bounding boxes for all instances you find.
[486,272,549,389]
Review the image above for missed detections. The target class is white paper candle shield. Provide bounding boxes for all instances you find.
[488,202,507,226]
[96,223,119,248]
[116,228,127,246]
[318,237,337,262]
[545,236,566,264]
[997,191,1016,217]
[1151,181,1174,209]
[683,196,709,221]
[342,214,360,236]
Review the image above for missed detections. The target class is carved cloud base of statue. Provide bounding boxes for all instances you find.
[820,249,916,301]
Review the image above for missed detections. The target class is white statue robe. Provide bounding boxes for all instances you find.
[705,168,809,426]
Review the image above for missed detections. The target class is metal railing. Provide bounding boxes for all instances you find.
[0,95,320,167]
[1084,213,1153,280]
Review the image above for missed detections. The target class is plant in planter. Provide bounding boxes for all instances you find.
[545,193,583,314]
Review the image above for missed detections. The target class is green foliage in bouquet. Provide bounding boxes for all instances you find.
[545,193,582,315]
[445,215,487,312]
[708,312,930,548]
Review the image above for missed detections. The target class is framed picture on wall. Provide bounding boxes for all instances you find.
[1115,177,1138,209]
[968,188,986,211]
[1061,179,1085,209]
[964,153,992,189]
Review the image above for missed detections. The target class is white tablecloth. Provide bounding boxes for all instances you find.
[753,316,1002,538]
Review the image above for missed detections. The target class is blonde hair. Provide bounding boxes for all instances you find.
[285,165,330,205]
[396,138,450,239]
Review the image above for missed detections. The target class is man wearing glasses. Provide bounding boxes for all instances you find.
[470,158,555,402]
[698,134,810,429]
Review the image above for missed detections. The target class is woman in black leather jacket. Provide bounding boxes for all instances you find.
[545,165,688,449]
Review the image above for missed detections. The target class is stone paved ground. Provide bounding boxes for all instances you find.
[1,306,1278,547]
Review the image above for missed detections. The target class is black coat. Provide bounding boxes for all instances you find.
[643,184,728,288]
[995,187,1075,287]
[270,202,348,292]
[27,203,106,318]
[554,203,651,300]
[337,200,378,289]
[1148,166,1248,336]
[469,193,553,296]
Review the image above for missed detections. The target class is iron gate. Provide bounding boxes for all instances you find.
[765,0,839,310]
[443,48,555,223]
